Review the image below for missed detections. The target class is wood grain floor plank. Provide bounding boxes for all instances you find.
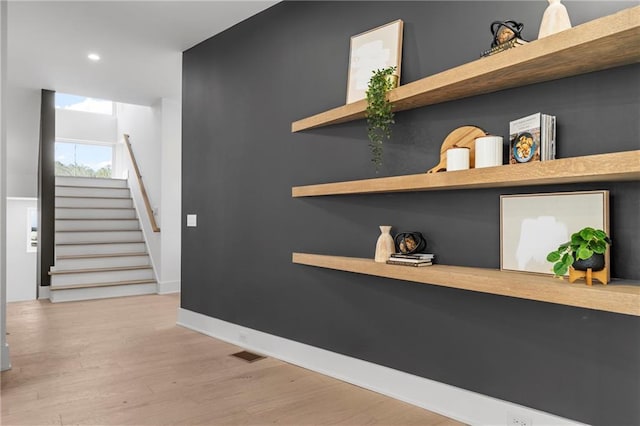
[2,294,463,425]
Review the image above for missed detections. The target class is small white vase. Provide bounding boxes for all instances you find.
[375,226,395,263]
[538,0,572,39]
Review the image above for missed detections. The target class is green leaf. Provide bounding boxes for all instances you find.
[365,66,397,171]
[593,240,607,254]
[577,247,593,260]
[594,229,607,240]
[580,228,595,240]
[557,242,570,252]
[553,262,568,276]
[564,253,574,266]
[571,233,584,245]
[547,252,561,262]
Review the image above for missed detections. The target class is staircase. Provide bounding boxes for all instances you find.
[50,176,157,302]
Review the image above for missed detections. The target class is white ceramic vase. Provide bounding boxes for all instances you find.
[374,226,395,263]
[538,0,572,39]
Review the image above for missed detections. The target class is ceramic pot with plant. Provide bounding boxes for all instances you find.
[546,227,611,276]
[366,66,398,172]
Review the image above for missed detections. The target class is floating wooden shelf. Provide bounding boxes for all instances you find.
[292,151,640,197]
[291,6,640,132]
[292,253,640,316]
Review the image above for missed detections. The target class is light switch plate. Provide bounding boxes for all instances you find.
[186,214,197,227]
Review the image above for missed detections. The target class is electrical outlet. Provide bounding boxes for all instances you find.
[507,412,532,426]
[239,333,248,344]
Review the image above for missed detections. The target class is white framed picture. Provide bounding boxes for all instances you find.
[500,190,609,275]
[346,20,403,104]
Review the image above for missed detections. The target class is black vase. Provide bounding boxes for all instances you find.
[572,253,605,271]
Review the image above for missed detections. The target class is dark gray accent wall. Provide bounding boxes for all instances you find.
[37,89,55,288]
[182,2,640,424]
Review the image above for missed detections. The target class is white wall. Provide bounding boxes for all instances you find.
[1,0,12,371]
[55,108,117,143]
[6,198,37,302]
[116,101,162,284]
[159,98,181,293]
[116,98,181,293]
[6,85,40,198]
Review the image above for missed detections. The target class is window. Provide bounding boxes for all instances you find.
[55,141,113,178]
[55,93,114,115]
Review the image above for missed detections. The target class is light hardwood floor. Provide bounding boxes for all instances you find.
[1,294,462,425]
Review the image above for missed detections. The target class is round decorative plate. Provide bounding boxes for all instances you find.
[513,132,536,163]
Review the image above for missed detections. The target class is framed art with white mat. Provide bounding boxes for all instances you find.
[500,190,609,275]
[346,20,403,104]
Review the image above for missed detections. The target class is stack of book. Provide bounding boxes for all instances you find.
[481,38,528,57]
[509,112,556,164]
[386,253,435,267]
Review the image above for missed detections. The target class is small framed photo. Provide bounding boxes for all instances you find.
[500,190,609,275]
[346,19,404,104]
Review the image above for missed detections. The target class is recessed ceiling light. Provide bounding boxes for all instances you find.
[88,53,101,62]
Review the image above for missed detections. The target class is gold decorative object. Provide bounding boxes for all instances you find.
[569,266,609,286]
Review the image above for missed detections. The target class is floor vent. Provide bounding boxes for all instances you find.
[231,350,266,363]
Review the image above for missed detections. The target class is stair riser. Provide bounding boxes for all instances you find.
[55,176,128,188]
[56,219,140,231]
[56,208,137,219]
[55,231,143,244]
[55,243,147,256]
[50,283,157,303]
[51,269,154,287]
[56,197,133,208]
[53,256,150,271]
[55,187,131,198]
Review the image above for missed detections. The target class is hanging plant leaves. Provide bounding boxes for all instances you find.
[365,66,397,172]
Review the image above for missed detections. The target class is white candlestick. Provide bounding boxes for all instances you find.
[475,136,503,168]
[446,147,470,171]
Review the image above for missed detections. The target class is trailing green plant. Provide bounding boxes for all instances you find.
[546,227,611,276]
[365,66,397,172]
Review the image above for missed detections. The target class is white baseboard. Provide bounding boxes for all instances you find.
[38,285,50,300]
[1,342,10,371]
[157,280,180,294]
[177,308,584,426]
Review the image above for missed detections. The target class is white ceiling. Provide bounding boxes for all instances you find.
[7,1,278,105]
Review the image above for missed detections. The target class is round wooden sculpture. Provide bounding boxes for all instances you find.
[426,125,487,173]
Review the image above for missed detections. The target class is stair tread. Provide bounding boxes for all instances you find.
[56,177,127,181]
[56,207,135,210]
[55,229,141,233]
[55,195,132,199]
[55,218,137,221]
[50,279,156,290]
[57,252,149,260]
[56,240,145,246]
[56,184,128,189]
[49,265,153,275]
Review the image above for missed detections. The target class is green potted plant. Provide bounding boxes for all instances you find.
[365,66,398,172]
[546,227,611,276]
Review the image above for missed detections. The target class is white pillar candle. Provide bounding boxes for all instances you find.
[475,136,503,168]
[446,147,470,171]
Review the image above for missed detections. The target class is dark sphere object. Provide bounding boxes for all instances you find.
[394,232,427,254]
[572,253,605,272]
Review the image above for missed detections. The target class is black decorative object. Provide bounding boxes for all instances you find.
[394,232,427,254]
[490,20,525,47]
[572,253,605,272]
